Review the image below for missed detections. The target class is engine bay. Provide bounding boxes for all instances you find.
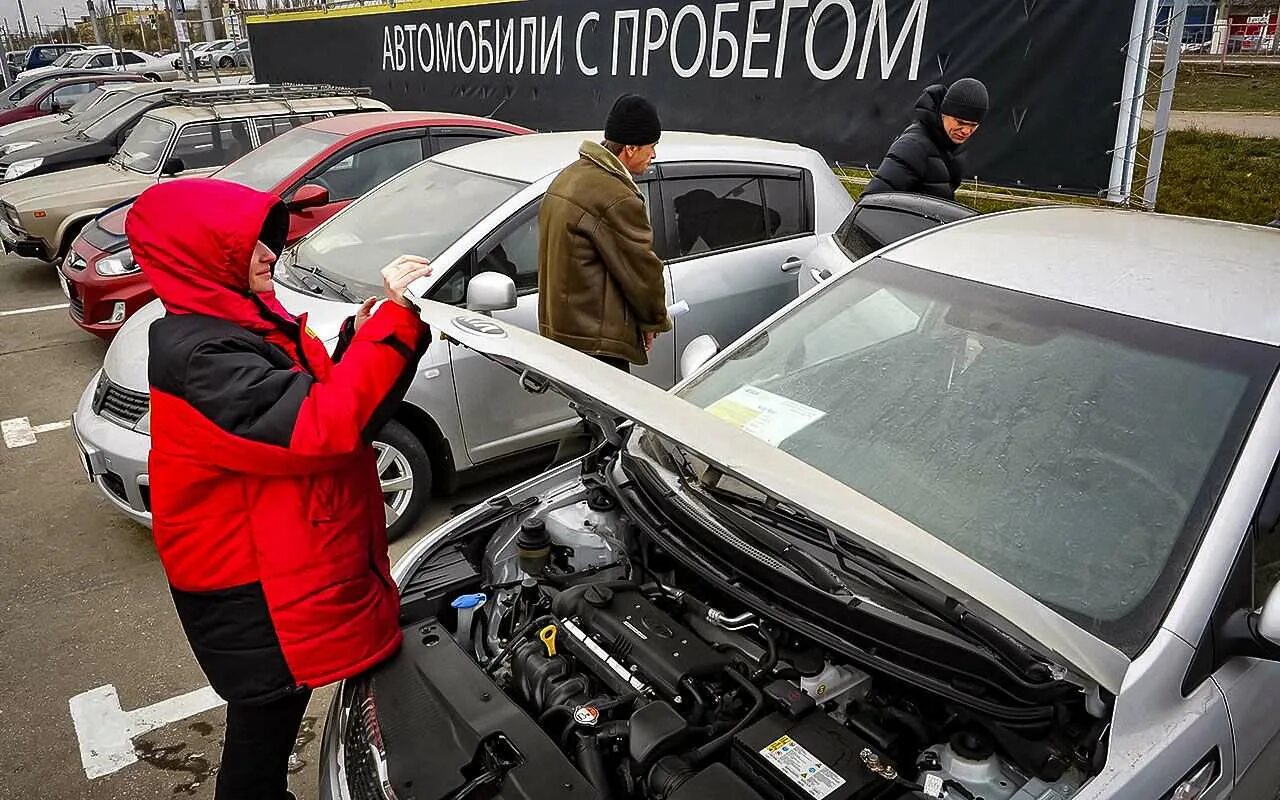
[375,476,1108,800]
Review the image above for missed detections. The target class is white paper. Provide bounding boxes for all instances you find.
[706,385,825,447]
[759,735,847,800]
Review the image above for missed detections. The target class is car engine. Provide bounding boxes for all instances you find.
[379,480,1102,800]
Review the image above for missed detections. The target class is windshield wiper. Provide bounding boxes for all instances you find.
[293,263,360,303]
[687,467,1059,683]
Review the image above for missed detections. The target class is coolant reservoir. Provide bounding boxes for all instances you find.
[484,486,626,586]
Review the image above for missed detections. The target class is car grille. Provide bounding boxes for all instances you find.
[93,378,149,427]
[342,693,386,800]
[66,279,84,321]
[100,471,128,504]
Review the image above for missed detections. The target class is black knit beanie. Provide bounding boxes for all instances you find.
[940,78,990,123]
[605,94,662,146]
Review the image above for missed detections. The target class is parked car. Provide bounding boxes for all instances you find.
[14,43,87,74]
[0,83,385,261]
[71,130,853,538]
[18,46,119,80]
[0,78,149,145]
[0,73,146,128]
[63,110,531,337]
[178,39,230,69]
[308,207,1280,800]
[0,80,211,184]
[196,39,243,69]
[0,68,116,108]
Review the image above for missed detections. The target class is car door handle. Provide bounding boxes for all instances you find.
[781,256,803,274]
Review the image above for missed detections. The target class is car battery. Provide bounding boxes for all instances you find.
[732,711,897,800]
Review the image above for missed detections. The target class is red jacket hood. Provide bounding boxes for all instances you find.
[126,178,292,333]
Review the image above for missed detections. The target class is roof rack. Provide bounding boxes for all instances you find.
[160,83,373,108]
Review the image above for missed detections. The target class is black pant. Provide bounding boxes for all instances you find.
[215,689,311,800]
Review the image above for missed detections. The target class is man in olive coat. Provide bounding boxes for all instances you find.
[538,94,671,372]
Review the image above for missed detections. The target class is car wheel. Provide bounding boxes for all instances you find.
[373,419,432,541]
[144,73,160,81]
[219,56,233,68]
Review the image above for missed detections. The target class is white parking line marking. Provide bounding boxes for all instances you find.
[70,684,225,779]
[2,417,71,448]
[0,302,69,317]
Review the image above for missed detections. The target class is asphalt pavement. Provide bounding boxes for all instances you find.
[0,252,531,798]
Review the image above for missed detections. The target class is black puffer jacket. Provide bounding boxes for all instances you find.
[865,85,968,201]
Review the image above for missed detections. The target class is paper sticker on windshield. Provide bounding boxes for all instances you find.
[706,386,824,447]
[760,735,846,800]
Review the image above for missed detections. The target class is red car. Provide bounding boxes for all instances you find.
[0,73,145,127]
[62,111,532,338]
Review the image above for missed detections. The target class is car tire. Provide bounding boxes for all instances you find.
[144,73,160,81]
[219,56,233,68]
[373,419,432,542]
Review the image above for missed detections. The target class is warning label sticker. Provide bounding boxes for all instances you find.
[760,734,847,800]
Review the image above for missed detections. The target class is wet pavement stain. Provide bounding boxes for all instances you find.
[135,739,215,796]
[288,716,319,774]
[189,721,215,737]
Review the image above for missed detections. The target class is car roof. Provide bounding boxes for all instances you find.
[432,130,817,183]
[883,206,1280,346]
[148,94,387,124]
[304,110,526,136]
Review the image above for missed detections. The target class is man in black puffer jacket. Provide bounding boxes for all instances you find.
[865,78,989,201]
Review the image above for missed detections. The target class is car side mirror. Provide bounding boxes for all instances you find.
[466,271,517,314]
[289,183,329,211]
[161,156,185,176]
[680,334,720,380]
[1257,584,1280,648]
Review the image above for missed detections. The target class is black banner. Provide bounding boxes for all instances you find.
[248,0,1135,194]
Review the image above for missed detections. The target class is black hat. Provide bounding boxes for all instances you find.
[940,78,989,123]
[605,94,661,146]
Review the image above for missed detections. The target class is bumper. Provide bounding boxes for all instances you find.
[0,218,51,260]
[63,245,154,339]
[73,372,152,527]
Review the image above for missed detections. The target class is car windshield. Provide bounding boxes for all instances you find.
[50,52,79,67]
[72,87,140,123]
[115,116,175,173]
[215,126,340,191]
[292,161,525,291]
[80,93,156,139]
[67,86,107,114]
[676,257,1279,655]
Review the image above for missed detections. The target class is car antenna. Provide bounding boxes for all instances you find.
[486,91,513,119]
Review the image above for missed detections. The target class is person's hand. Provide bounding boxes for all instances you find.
[353,297,376,333]
[643,330,657,351]
[381,255,432,308]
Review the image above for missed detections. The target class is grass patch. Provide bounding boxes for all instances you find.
[1145,129,1280,223]
[1174,63,1280,112]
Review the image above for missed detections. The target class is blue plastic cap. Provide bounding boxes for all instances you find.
[451,592,488,610]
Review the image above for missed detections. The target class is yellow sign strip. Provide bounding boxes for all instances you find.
[245,0,524,25]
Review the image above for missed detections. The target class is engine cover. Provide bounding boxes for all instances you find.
[558,585,726,699]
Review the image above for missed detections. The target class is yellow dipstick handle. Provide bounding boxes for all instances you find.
[539,625,558,657]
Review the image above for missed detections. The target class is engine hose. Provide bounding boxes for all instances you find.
[883,706,930,749]
[574,732,615,800]
[757,625,779,674]
[689,668,764,765]
[483,614,555,674]
[681,678,711,726]
[539,704,575,728]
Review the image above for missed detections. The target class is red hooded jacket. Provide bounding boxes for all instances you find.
[127,178,427,704]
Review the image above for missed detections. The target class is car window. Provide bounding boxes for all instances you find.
[254,114,325,145]
[171,120,254,170]
[68,86,107,113]
[1255,469,1280,604]
[476,204,540,292]
[81,93,157,139]
[761,177,805,238]
[116,115,176,173]
[216,126,341,191]
[88,53,114,68]
[306,136,424,202]
[51,82,96,108]
[122,52,146,65]
[667,176,775,258]
[435,132,498,153]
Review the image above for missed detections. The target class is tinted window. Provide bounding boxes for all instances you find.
[87,53,114,68]
[171,120,253,170]
[669,176,772,257]
[254,114,324,145]
[122,52,146,65]
[762,177,804,238]
[306,137,424,201]
[477,205,540,292]
[435,133,497,153]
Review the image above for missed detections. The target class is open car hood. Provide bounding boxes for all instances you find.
[411,296,1130,695]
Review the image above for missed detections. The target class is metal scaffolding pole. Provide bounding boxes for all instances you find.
[1142,0,1188,208]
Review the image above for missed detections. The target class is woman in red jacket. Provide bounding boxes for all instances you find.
[126,178,431,800]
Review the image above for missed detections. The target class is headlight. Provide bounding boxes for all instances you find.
[135,411,150,435]
[2,141,37,155]
[4,157,43,180]
[96,248,139,276]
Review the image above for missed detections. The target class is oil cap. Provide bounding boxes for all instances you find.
[584,585,615,608]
